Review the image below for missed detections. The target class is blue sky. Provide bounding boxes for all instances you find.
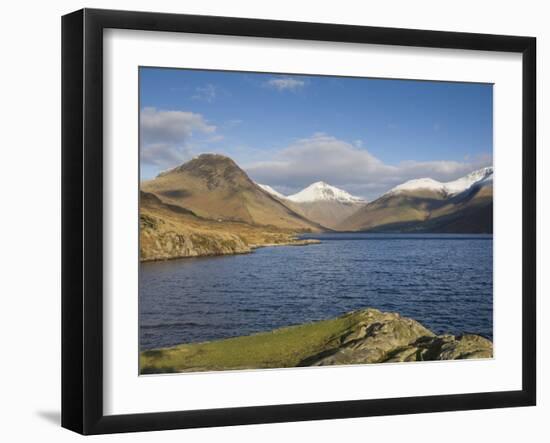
[140,67,492,200]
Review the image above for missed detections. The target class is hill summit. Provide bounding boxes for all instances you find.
[287,181,365,203]
[339,167,493,233]
[158,154,250,188]
[142,154,323,231]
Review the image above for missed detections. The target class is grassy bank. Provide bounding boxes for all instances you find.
[141,312,357,373]
[140,308,493,374]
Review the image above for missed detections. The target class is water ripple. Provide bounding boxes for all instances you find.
[140,233,493,350]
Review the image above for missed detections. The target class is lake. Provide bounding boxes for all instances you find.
[139,233,493,351]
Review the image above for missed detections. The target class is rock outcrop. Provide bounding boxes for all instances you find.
[139,191,320,262]
[299,309,493,366]
[140,213,252,261]
[140,308,493,374]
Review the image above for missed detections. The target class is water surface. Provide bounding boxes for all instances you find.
[140,233,493,350]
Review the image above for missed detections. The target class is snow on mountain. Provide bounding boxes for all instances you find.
[443,167,493,194]
[477,173,493,186]
[387,167,493,197]
[287,181,366,204]
[390,178,445,194]
[257,184,286,199]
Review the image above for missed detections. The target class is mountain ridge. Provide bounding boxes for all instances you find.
[258,181,367,229]
[142,153,493,235]
[386,167,493,197]
[256,181,367,229]
[338,167,493,233]
[141,154,325,232]
[287,181,366,204]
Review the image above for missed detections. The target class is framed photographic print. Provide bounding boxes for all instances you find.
[61,8,536,435]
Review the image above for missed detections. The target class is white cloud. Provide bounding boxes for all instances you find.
[140,107,215,144]
[192,84,217,102]
[244,133,492,200]
[265,77,306,91]
[140,143,193,167]
[140,107,216,167]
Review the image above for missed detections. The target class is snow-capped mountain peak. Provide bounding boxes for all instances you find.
[443,167,493,194]
[287,181,365,203]
[387,167,493,197]
[257,183,286,199]
[390,177,445,194]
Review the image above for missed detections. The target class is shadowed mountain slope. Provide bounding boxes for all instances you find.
[338,170,493,233]
[142,154,324,231]
[285,200,366,230]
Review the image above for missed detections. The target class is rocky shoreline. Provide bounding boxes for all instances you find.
[140,308,493,374]
[139,189,322,262]
[299,309,492,366]
[250,238,320,250]
[140,222,320,263]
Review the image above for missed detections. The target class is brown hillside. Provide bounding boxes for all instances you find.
[140,191,319,261]
[338,183,492,233]
[142,154,324,232]
[338,188,447,232]
[286,200,365,230]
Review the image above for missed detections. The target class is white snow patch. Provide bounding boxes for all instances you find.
[387,167,493,197]
[390,177,445,194]
[444,167,494,194]
[287,181,366,203]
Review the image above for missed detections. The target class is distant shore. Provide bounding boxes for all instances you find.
[140,233,320,263]
[140,308,493,374]
[250,238,320,250]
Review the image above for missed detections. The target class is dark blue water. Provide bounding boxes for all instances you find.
[139,233,493,350]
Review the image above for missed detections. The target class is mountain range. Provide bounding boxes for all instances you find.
[141,153,493,245]
[339,167,493,233]
[258,181,367,230]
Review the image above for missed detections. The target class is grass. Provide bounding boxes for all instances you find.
[140,308,493,373]
[140,311,364,374]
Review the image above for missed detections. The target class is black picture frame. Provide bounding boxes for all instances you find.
[61,8,536,435]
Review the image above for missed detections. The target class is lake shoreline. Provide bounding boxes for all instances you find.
[140,236,321,263]
[140,307,493,374]
[140,232,493,349]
